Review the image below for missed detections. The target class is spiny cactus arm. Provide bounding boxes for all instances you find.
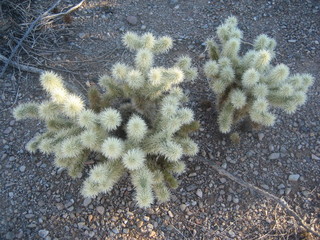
[216,16,242,44]
[38,101,62,121]
[60,136,84,158]
[122,148,146,170]
[206,39,220,61]
[80,127,106,151]
[251,50,272,72]
[229,89,247,109]
[249,109,276,126]
[266,64,290,86]
[204,60,219,79]
[159,140,183,162]
[217,102,235,133]
[99,108,122,131]
[221,38,241,59]
[62,94,84,118]
[135,49,154,73]
[13,102,40,120]
[78,109,98,129]
[46,118,76,131]
[162,170,178,189]
[81,160,125,198]
[101,137,124,160]
[88,85,102,113]
[174,137,199,156]
[131,168,154,208]
[126,115,148,142]
[254,34,277,52]
[174,56,198,81]
[151,36,173,54]
[122,31,142,51]
[153,182,170,203]
[175,120,200,137]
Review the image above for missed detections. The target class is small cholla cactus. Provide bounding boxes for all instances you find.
[204,16,314,134]
[13,32,199,208]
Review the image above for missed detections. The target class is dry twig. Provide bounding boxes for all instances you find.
[200,156,320,238]
[0,53,43,74]
[0,0,62,78]
[42,0,86,22]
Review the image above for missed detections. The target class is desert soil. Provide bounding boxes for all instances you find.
[0,0,319,239]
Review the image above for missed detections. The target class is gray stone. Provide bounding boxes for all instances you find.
[96,206,105,215]
[196,189,203,198]
[288,174,300,181]
[83,198,91,207]
[127,16,138,25]
[180,204,187,211]
[269,153,280,160]
[4,127,12,134]
[38,229,49,238]
[258,133,264,141]
[5,231,15,240]
[78,33,86,39]
[19,166,26,172]
[186,184,197,191]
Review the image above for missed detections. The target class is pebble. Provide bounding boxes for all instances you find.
[141,25,146,30]
[288,174,300,181]
[258,133,264,141]
[38,229,49,238]
[96,206,105,215]
[127,16,138,25]
[288,39,297,43]
[83,198,91,207]
[311,154,320,160]
[143,216,150,221]
[78,33,86,39]
[4,127,12,134]
[196,189,203,198]
[186,184,197,191]
[168,210,174,218]
[5,231,14,239]
[268,153,280,160]
[19,166,26,172]
[261,184,269,190]
[180,204,187,211]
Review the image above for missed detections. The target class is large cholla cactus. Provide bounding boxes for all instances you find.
[204,16,314,133]
[13,32,199,208]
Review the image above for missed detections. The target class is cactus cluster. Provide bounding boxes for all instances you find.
[204,16,314,133]
[13,32,199,208]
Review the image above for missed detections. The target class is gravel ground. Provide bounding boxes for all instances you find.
[0,0,319,239]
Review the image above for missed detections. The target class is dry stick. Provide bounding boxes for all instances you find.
[0,0,62,78]
[0,53,43,74]
[42,0,86,21]
[200,156,320,238]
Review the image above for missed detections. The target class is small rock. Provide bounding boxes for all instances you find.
[83,198,91,207]
[258,133,264,141]
[233,197,239,204]
[168,210,174,218]
[288,39,297,43]
[228,230,236,238]
[196,189,203,198]
[143,216,150,221]
[269,153,280,160]
[288,174,300,181]
[112,228,119,234]
[127,16,138,25]
[141,25,146,30]
[311,154,320,161]
[38,229,49,238]
[277,184,285,189]
[96,206,105,215]
[19,166,26,172]
[186,184,197,191]
[78,33,86,39]
[5,231,15,240]
[25,214,35,219]
[137,221,143,228]
[4,127,12,134]
[261,184,269,190]
[285,188,292,195]
[219,178,227,183]
[180,204,187,211]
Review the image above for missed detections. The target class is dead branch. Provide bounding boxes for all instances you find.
[0,53,43,75]
[0,0,62,78]
[200,156,320,238]
[42,0,86,21]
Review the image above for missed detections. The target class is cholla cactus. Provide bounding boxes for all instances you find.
[13,32,199,208]
[204,16,314,133]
